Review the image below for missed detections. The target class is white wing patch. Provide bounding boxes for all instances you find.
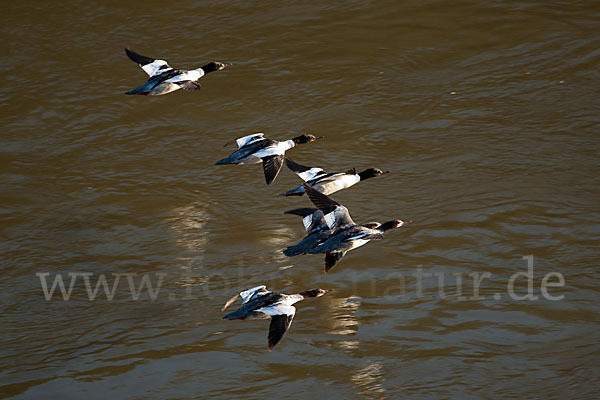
[302,214,314,233]
[324,206,353,230]
[258,304,296,318]
[324,212,337,230]
[236,133,265,148]
[298,167,325,182]
[141,59,172,77]
[240,285,268,304]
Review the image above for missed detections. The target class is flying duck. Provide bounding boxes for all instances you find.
[215,133,323,184]
[124,48,230,96]
[303,184,410,272]
[279,158,390,196]
[222,285,332,350]
[282,208,390,257]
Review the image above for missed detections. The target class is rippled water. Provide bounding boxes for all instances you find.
[2,0,599,398]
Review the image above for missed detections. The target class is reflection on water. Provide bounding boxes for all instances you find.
[2,0,599,398]
[169,203,209,254]
[351,362,386,399]
[328,295,361,336]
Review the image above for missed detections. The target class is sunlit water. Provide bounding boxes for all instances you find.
[2,1,599,399]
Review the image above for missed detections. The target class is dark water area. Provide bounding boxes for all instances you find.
[2,1,599,399]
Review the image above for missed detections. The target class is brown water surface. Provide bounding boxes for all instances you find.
[2,1,599,399]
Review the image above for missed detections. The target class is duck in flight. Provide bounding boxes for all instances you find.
[282,207,389,258]
[124,48,230,96]
[215,133,323,184]
[280,158,390,196]
[303,184,410,272]
[222,285,332,350]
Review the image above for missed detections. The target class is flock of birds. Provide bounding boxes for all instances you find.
[125,49,411,349]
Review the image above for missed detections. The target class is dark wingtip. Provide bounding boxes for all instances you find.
[278,190,304,197]
[284,207,318,217]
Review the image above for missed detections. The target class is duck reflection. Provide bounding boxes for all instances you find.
[168,203,209,253]
[323,294,361,337]
[351,361,387,399]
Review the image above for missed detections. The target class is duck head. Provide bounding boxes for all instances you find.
[358,168,390,180]
[378,219,411,231]
[292,134,324,145]
[298,288,333,298]
[202,62,231,73]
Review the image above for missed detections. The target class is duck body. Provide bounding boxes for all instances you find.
[215,133,323,184]
[222,285,331,350]
[280,158,389,196]
[302,184,409,272]
[124,48,229,96]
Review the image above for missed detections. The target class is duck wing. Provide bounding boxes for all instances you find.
[263,154,285,185]
[285,158,326,182]
[325,251,347,272]
[221,285,269,311]
[263,305,296,350]
[215,138,274,165]
[284,207,319,217]
[304,184,354,230]
[285,208,327,234]
[268,314,294,350]
[236,133,265,148]
[125,48,174,77]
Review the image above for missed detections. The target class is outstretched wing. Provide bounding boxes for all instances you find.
[284,207,319,217]
[325,251,347,272]
[285,158,326,182]
[236,133,265,149]
[259,304,296,350]
[125,48,173,77]
[263,154,285,185]
[304,184,354,229]
[284,208,327,234]
[240,285,269,303]
[222,285,269,311]
[268,314,294,350]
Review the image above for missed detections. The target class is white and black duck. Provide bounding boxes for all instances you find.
[222,285,332,350]
[280,158,390,196]
[282,208,390,258]
[303,184,410,272]
[124,48,230,96]
[215,133,323,184]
